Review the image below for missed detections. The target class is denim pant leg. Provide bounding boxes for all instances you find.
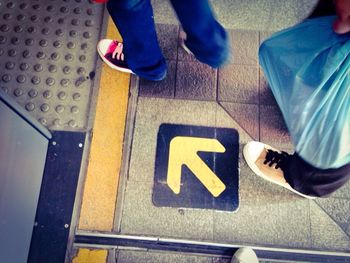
[170,0,230,68]
[107,0,167,80]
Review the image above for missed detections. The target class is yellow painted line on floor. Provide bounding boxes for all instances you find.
[72,249,107,263]
[78,17,130,231]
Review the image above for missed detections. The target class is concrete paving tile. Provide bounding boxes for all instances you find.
[220,102,259,141]
[175,62,217,101]
[310,201,350,251]
[259,69,278,106]
[213,196,311,248]
[117,249,212,263]
[218,65,259,104]
[139,60,176,98]
[229,30,259,65]
[315,198,350,237]
[259,105,293,149]
[331,180,350,199]
[156,24,179,60]
[152,0,178,25]
[128,98,218,183]
[120,180,214,240]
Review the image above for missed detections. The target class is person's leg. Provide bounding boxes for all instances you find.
[106,0,167,80]
[170,0,230,68]
[284,154,350,197]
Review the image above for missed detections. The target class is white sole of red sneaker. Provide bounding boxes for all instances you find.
[243,141,316,199]
[97,39,134,74]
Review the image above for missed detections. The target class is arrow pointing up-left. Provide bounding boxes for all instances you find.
[167,136,226,197]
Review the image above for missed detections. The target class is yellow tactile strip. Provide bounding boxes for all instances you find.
[78,17,130,231]
[72,249,107,263]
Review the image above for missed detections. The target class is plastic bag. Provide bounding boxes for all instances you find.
[259,16,350,169]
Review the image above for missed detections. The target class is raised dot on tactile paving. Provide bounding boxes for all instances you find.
[2,74,11,82]
[56,29,63,36]
[11,37,19,45]
[68,120,76,127]
[31,15,39,22]
[17,75,26,83]
[46,78,55,86]
[3,13,12,20]
[42,28,49,35]
[43,90,52,99]
[87,9,93,15]
[85,20,93,27]
[60,6,69,13]
[25,103,35,111]
[0,36,6,44]
[39,40,48,47]
[73,93,80,101]
[39,118,47,125]
[0,49,3,56]
[81,43,88,50]
[20,3,28,9]
[34,64,43,72]
[74,7,81,14]
[53,40,62,48]
[53,119,61,126]
[83,32,91,39]
[14,88,23,97]
[51,53,60,60]
[14,25,23,33]
[63,66,71,74]
[31,76,41,85]
[20,63,29,71]
[1,87,9,93]
[7,2,15,9]
[5,62,15,70]
[32,4,40,10]
[22,50,31,58]
[48,65,57,73]
[47,5,54,12]
[58,91,67,100]
[44,16,52,23]
[71,106,79,114]
[27,27,36,33]
[8,49,16,57]
[25,39,34,46]
[79,55,86,62]
[77,67,85,75]
[65,54,74,61]
[40,103,50,112]
[55,105,65,113]
[60,79,69,87]
[67,42,75,49]
[75,76,86,87]
[28,89,38,98]
[71,19,79,26]
[1,25,10,32]
[17,14,26,21]
[69,30,77,37]
[37,52,45,59]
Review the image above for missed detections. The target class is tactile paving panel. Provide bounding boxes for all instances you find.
[0,0,105,130]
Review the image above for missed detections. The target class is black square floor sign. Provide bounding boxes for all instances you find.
[152,123,239,212]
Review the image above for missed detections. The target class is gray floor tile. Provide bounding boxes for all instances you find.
[218,64,259,104]
[229,30,259,66]
[331,180,350,199]
[175,62,217,101]
[315,198,350,237]
[259,69,278,106]
[117,249,212,263]
[259,31,275,45]
[310,201,350,251]
[220,102,259,140]
[120,180,214,240]
[259,105,293,149]
[139,60,176,98]
[156,24,179,61]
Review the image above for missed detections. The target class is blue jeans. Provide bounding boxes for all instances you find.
[107,0,229,81]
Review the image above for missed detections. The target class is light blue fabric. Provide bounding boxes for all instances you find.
[259,16,350,169]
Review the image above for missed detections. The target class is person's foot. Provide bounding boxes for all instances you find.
[97,39,133,74]
[231,247,259,263]
[179,30,193,55]
[243,141,316,199]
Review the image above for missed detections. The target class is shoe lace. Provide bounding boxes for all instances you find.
[263,149,290,172]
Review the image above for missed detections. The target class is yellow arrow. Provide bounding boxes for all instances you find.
[167,136,226,197]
